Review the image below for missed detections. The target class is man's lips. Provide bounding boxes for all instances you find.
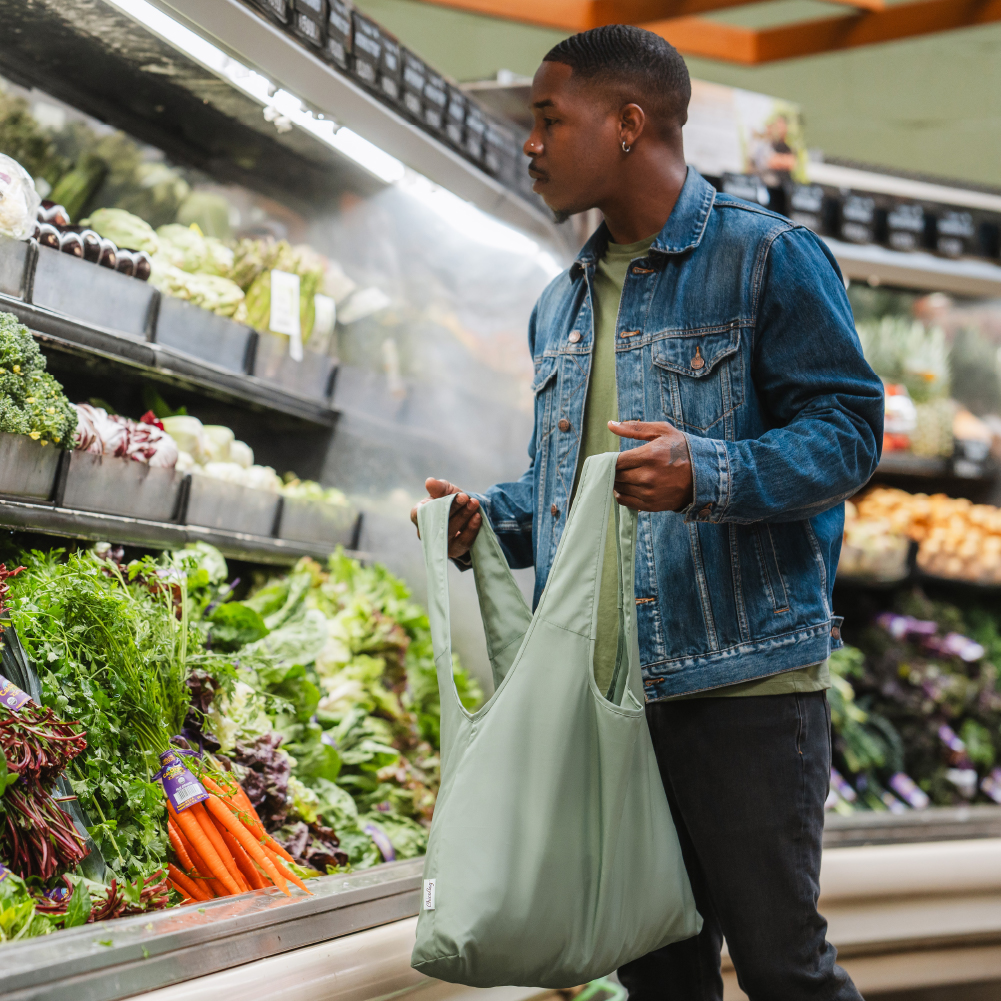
[528,165,548,182]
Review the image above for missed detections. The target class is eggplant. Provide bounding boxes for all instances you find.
[39,202,71,227]
[59,231,84,257]
[37,223,61,250]
[115,248,135,277]
[80,229,102,263]
[133,250,152,281]
[98,238,118,270]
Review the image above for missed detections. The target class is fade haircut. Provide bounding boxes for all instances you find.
[544,25,691,134]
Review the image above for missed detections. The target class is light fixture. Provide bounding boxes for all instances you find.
[102,0,405,183]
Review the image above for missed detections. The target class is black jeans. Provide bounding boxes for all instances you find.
[618,692,862,1001]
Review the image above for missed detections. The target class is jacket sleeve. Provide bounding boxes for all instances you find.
[473,455,536,569]
[465,302,541,569]
[684,226,884,525]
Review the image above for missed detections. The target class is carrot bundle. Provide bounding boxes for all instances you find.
[164,785,313,902]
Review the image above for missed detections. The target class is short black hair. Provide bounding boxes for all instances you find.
[544,25,691,132]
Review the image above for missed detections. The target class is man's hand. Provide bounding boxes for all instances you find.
[410,478,483,559]
[610,421,694,512]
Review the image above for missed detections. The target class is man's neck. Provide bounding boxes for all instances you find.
[598,148,688,246]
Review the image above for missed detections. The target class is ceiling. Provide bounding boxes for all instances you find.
[412,0,1001,65]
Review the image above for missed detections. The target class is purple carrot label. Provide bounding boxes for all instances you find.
[0,860,9,881]
[156,750,208,813]
[363,823,396,862]
[0,673,31,712]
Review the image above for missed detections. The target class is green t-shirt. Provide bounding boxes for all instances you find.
[574,235,830,700]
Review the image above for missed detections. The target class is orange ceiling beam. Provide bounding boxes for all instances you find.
[412,1,882,34]
[645,0,1001,64]
[414,0,1000,63]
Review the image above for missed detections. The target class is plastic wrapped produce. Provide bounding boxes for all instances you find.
[0,154,41,240]
[858,487,1001,584]
[837,500,910,582]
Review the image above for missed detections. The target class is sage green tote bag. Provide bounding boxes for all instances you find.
[412,452,701,989]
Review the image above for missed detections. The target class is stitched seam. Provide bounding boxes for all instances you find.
[729,523,750,643]
[687,521,719,651]
[641,619,836,669]
[766,523,791,611]
[804,520,832,618]
[750,224,797,329]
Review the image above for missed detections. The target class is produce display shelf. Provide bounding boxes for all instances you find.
[824,805,1001,849]
[0,294,338,428]
[2,858,422,1001]
[871,451,996,485]
[0,496,363,567]
[824,236,1001,299]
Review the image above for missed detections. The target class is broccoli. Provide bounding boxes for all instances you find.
[0,311,76,447]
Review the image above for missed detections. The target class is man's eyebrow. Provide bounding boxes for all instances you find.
[532,99,555,109]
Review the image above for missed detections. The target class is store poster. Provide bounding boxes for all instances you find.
[684,80,808,185]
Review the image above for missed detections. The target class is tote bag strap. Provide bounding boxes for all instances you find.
[418,495,533,754]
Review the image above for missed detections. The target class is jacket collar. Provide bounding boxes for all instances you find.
[571,166,716,279]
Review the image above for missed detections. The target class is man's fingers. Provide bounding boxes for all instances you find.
[615,441,657,470]
[425,477,461,498]
[450,512,482,555]
[613,491,646,510]
[608,420,673,442]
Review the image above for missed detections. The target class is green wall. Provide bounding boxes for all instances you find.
[353,0,1001,188]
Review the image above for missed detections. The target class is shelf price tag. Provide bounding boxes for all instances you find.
[270,269,303,362]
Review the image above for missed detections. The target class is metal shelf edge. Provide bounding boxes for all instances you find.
[0,294,338,427]
[3,859,423,1001]
[0,497,363,566]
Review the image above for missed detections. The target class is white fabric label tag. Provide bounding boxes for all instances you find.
[269,269,302,360]
[423,879,435,910]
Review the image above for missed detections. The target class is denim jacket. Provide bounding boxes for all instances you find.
[477,167,884,700]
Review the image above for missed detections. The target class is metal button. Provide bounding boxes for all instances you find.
[551,504,560,517]
[690,346,705,370]
[831,626,841,640]
[700,505,712,518]
[568,330,581,343]
[558,418,571,432]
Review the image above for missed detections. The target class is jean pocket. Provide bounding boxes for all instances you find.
[651,324,743,435]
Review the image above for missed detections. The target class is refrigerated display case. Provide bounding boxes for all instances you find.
[3,4,1001,997]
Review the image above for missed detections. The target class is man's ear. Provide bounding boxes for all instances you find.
[620,103,647,148]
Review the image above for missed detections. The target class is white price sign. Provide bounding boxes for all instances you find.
[269,269,303,361]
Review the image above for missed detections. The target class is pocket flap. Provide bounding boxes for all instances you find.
[532,356,558,394]
[651,326,740,378]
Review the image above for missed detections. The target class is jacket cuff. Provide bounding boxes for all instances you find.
[683,433,730,523]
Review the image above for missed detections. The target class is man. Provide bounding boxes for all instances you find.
[411,24,882,1001]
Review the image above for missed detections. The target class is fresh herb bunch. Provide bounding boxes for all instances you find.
[0,312,77,448]
[7,550,201,878]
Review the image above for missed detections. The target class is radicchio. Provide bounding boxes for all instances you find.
[73,404,178,468]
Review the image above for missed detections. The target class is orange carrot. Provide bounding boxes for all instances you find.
[167,878,191,902]
[168,800,242,896]
[220,823,266,891]
[200,775,296,865]
[260,842,312,894]
[167,820,197,874]
[203,794,290,896]
[169,863,210,902]
[191,802,248,893]
[170,818,221,897]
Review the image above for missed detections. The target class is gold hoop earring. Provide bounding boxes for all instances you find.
[621,141,632,153]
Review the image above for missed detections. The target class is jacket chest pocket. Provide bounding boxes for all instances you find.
[651,325,743,437]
